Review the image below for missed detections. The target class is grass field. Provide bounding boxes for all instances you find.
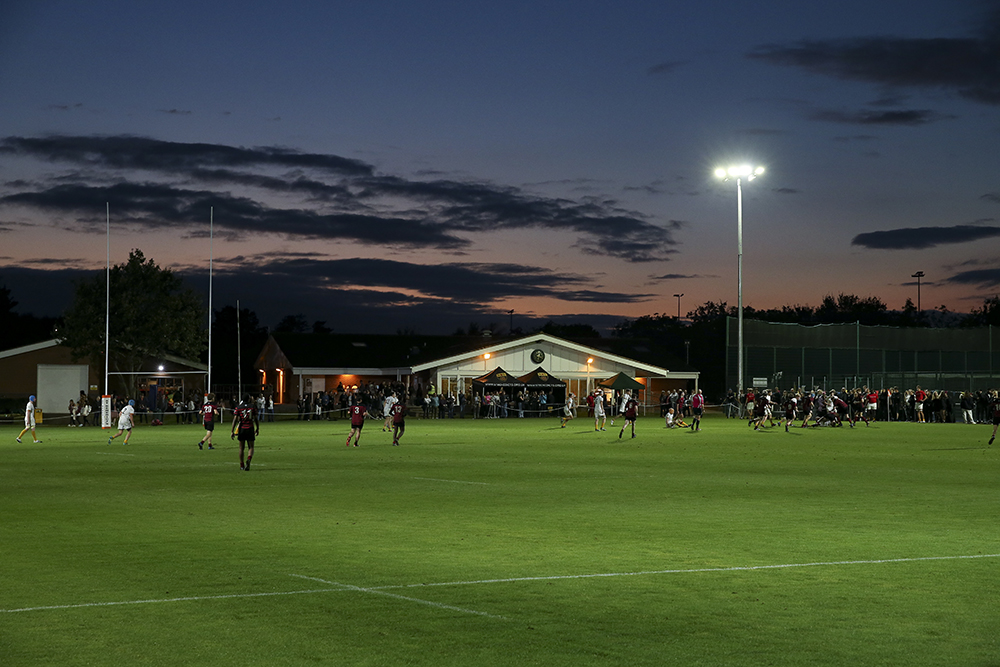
[1,413,998,666]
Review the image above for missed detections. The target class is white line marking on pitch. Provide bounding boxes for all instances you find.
[373,554,1000,590]
[0,588,339,614]
[3,554,995,615]
[289,574,506,619]
[412,477,492,485]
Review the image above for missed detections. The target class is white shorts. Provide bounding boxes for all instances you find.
[117,418,132,431]
[595,407,605,418]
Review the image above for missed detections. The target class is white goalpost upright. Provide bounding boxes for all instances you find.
[206,207,213,403]
[101,202,113,429]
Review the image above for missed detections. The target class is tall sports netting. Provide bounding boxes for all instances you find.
[726,318,999,392]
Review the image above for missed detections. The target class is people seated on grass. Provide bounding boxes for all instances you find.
[664,407,689,429]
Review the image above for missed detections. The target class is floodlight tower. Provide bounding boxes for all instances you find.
[911,271,925,313]
[673,293,684,319]
[714,164,765,395]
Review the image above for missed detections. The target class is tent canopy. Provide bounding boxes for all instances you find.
[517,367,566,388]
[597,372,645,391]
[471,366,523,387]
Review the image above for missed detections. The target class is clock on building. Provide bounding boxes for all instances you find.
[530,349,545,364]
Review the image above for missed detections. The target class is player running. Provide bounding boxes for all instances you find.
[861,387,878,426]
[390,400,406,446]
[197,393,220,450]
[346,397,371,447]
[618,393,639,439]
[561,392,577,428]
[16,394,42,443]
[231,395,259,470]
[382,391,398,433]
[108,399,135,445]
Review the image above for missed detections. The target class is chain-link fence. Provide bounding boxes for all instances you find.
[726,318,999,392]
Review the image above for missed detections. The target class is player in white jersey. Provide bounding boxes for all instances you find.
[561,392,577,428]
[593,390,607,431]
[109,399,136,445]
[16,395,42,443]
[382,391,398,432]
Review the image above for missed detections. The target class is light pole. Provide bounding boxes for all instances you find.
[911,271,924,312]
[507,309,514,334]
[673,293,684,319]
[715,164,765,394]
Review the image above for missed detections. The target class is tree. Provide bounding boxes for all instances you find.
[275,314,309,333]
[964,295,1000,326]
[61,249,205,391]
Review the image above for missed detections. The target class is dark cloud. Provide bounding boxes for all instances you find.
[0,134,683,262]
[851,224,1000,250]
[0,252,654,334]
[209,254,652,306]
[748,8,1000,106]
[772,187,800,195]
[981,192,1000,203]
[810,109,950,125]
[0,135,374,177]
[942,268,1000,289]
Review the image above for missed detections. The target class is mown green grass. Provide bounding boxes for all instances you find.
[1,415,998,666]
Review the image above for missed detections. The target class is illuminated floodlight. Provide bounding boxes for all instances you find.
[713,161,766,394]
[715,164,765,181]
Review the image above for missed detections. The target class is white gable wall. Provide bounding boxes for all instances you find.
[425,337,657,396]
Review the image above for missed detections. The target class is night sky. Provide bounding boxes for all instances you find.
[1,0,998,335]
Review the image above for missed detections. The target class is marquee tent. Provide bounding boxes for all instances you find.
[517,367,566,388]
[471,367,523,388]
[597,372,645,391]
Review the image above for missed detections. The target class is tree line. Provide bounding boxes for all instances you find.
[2,249,998,397]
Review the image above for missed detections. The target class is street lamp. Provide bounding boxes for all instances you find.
[714,164,765,394]
[673,293,684,319]
[911,271,924,312]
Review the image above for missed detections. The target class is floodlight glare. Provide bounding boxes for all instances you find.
[714,168,727,179]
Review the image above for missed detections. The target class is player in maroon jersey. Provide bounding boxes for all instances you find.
[782,393,798,432]
[346,397,371,447]
[390,400,406,446]
[832,394,853,428]
[618,394,639,439]
[799,392,814,428]
[197,392,220,450]
[231,395,259,471]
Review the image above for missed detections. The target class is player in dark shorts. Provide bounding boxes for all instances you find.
[231,394,259,471]
[782,394,797,432]
[198,393,220,450]
[618,395,639,439]
[988,390,999,446]
[800,392,814,428]
[690,390,704,432]
[391,400,406,446]
[346,398,370,447]
[832,394,853,428]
